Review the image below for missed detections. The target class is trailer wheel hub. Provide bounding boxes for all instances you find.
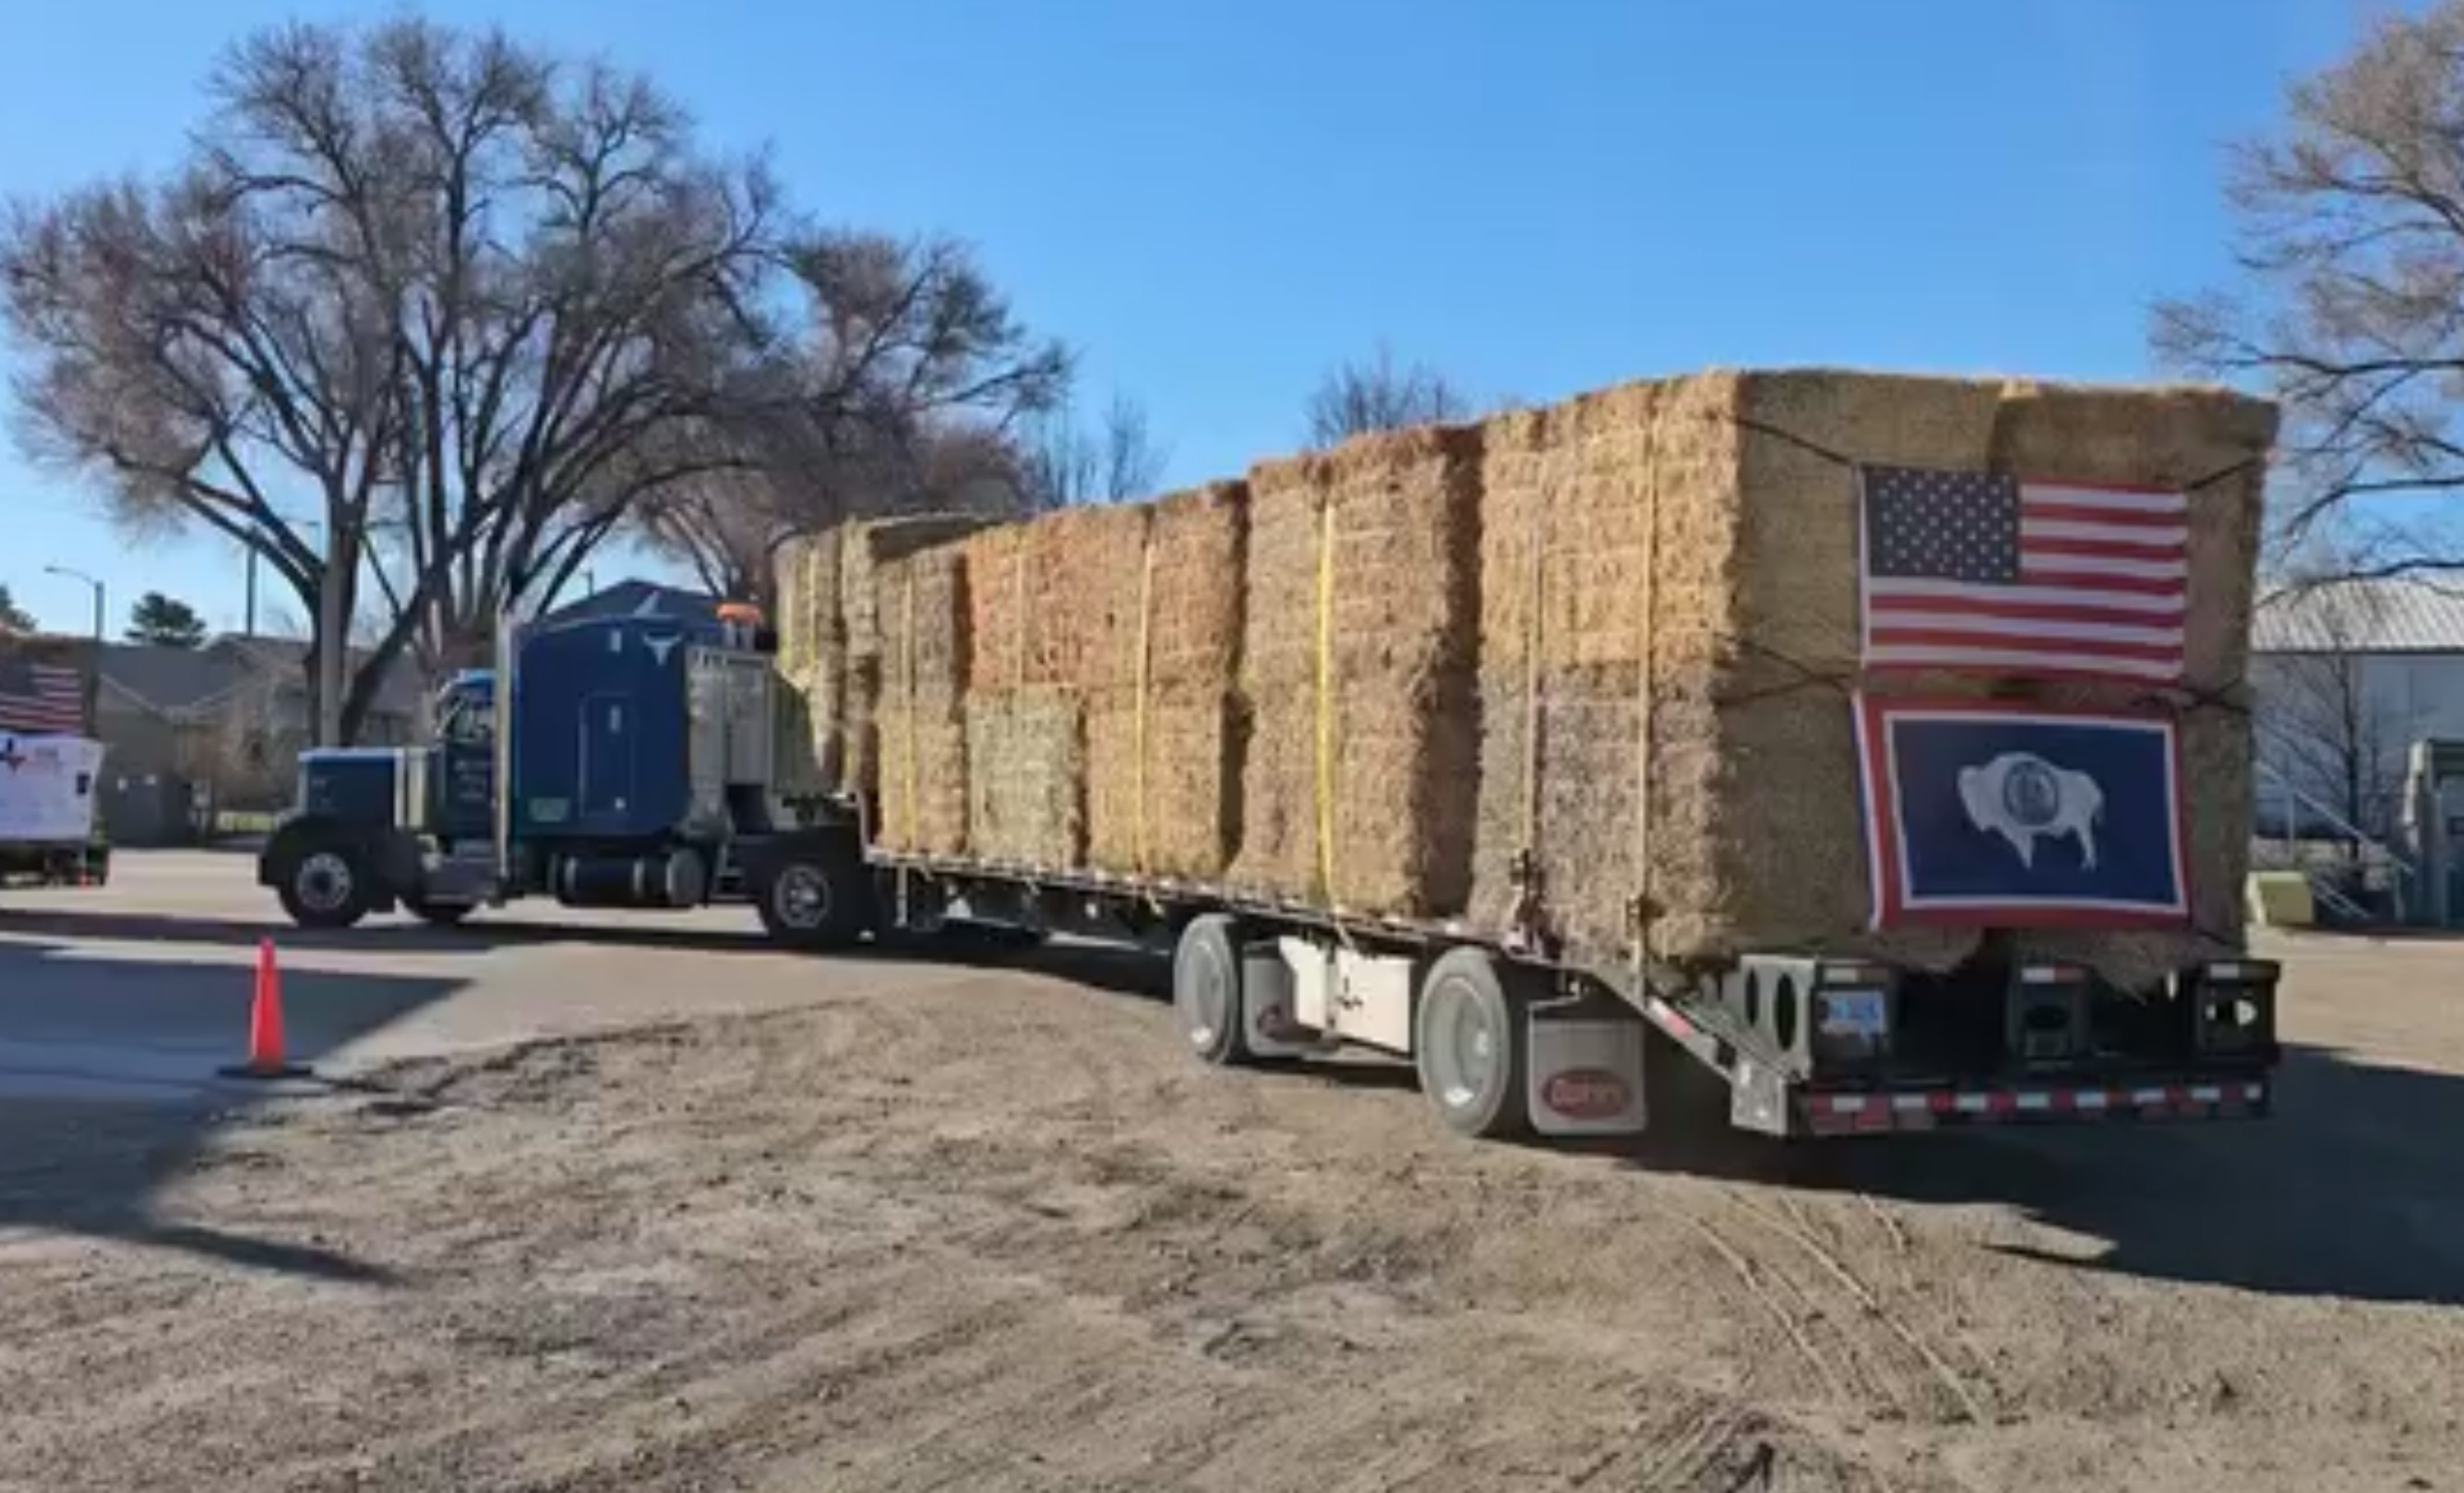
[294,852,353,914]
[1424,976,1501,1111]
[1178,938,1231,1050]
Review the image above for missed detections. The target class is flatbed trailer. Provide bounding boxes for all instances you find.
[252,605,2279,1147]
[744,806,2281,1144]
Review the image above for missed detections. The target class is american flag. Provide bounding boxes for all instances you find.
[1858,464,2187,683]
[0,658,86,735]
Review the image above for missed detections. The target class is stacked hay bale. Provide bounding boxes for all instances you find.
[1468,369,2276,986]
[1943,380,2275,983]
[770,527,844,797]
[840,518,997,804]
[1081,483,1249,880]
[771,516,992,806]
[871,543,972,854]
[1229,427,1483,917]
[960,511,1112,867]
[954,484,1250,877]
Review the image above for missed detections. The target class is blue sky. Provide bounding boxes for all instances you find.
[0,0,2386,636]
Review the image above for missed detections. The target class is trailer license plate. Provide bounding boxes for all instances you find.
[1821,991,1888,1038]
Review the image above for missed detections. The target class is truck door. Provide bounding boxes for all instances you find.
[580,694,634,819]
[436,692,496,845]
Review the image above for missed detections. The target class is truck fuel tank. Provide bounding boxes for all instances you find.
[549,848,708,909]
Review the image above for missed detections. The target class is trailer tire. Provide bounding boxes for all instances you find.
[754,836,873,951]
[273,838,373,931]
[1414,947,1531,1141]
[1173,914,1253,1068]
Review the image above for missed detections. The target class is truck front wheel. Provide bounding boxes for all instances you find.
[276,842,372,930]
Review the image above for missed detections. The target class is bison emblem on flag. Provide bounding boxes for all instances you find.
[1956,751,2103,870]
[1853,698,2189,928]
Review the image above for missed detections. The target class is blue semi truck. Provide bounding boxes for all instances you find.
[257,600,2282,1144]
[257,604,869,941]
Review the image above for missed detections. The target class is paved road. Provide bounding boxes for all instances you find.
[0,848,1013,1102]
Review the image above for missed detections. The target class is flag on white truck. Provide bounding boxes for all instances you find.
[0,735,107,844]
[0,658,85,735]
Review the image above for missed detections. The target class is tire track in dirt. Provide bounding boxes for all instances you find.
[1721,1190,1996,1427]
[1677,1190,1934,1425]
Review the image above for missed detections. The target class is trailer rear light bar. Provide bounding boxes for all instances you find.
[1803,1078,2271,1135]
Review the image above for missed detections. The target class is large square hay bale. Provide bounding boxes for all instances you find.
[1081,483,1248,879]
[773,528,843,682]
[956,508,1128,867]
[771,529,845,796]
[772,515,994,804]
[871,544,971,854]
[1469,369,2276,986]
[1231,427,1481,916]
[964,692,1085,866]
[953,487,1248,875]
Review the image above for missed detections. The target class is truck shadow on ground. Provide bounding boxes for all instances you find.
[16,914,2444,1309]
[982,945,2464,1307]
[0,938,465,1288]
[1607,1044,2464,1308]
[0,905,776,957]
[0,905,1187,973]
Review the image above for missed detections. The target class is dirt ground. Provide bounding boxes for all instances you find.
[3,931,2461,1493]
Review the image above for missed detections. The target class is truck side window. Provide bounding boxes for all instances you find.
[442,695,495,746]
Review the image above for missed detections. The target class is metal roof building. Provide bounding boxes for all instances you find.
[2249,576,2464,848]
[2251,577,2464,655]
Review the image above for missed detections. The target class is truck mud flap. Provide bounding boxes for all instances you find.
[1525,996,1649,1139]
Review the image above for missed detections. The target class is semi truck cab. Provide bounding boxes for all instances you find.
[257,606,818,931]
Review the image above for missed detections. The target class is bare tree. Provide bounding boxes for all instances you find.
[638,231,1071,603]
[642,425,1022,605]
[3,18,781,742]
[1303,341,1471,448]
[2153,2,2464,577]
[1018,392,1168,508]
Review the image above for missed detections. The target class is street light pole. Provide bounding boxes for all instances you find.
[43,564,104,733]
[245,517,322,638]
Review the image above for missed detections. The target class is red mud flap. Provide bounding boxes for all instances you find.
[1800,1079,2272,1136]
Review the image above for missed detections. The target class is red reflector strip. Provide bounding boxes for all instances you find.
[1804,1081,2267,1132]
[1647,997,1697,1042]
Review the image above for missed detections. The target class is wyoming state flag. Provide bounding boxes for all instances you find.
[1852,697,2191,928]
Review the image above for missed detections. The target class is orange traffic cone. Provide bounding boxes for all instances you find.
[221,938,310,1081]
